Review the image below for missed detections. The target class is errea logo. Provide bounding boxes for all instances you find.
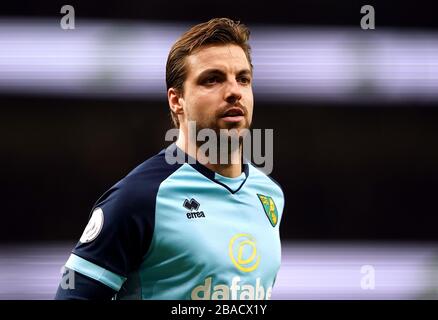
[183,198,206,219]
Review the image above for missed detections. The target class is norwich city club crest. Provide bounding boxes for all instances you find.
[257,194,278,227]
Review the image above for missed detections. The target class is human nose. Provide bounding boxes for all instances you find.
[224,78,242,105]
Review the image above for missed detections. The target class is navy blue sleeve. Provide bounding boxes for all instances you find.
[68,152,182,289]
[71,177,155,278]
[55,268,117,300]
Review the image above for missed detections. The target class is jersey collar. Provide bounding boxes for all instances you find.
[166,143,249,194]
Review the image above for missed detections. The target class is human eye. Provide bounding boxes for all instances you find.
[238,76,251,85]
[204,76,219,85]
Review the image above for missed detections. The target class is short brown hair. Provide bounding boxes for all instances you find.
[166,18,253,127]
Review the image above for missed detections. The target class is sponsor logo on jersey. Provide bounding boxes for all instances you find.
[229,233,260,272]
[191,233,274,300]
[257,194,278,227]
[191,276,273,300]
[183,198,206,219]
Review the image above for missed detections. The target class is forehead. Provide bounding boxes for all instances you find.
[185,44,251,77]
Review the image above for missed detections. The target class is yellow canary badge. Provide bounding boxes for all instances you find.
[257,194,278,227]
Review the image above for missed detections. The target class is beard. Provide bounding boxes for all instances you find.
[195,104,251,133]
[187,114,251,164]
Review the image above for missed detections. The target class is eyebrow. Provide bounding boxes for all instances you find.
[197,68,252,79]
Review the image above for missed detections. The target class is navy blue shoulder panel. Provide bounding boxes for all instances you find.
[72,148,182,277]
[266,174,285,197]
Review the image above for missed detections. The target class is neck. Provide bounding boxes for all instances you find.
[175,129,243,178]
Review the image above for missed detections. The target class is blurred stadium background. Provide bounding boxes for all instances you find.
[1,0,438,299]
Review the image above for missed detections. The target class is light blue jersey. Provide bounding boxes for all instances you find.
[64,143,285,300]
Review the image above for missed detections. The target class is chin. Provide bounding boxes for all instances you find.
[219,119,249,128]
[217,123,250,136]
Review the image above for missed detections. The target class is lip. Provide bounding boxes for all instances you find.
[222,107,245,117]
[221,115,244,123]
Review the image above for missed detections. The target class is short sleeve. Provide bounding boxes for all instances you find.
[66,178,155,291]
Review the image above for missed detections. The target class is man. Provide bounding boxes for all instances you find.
[55,17,284,300]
